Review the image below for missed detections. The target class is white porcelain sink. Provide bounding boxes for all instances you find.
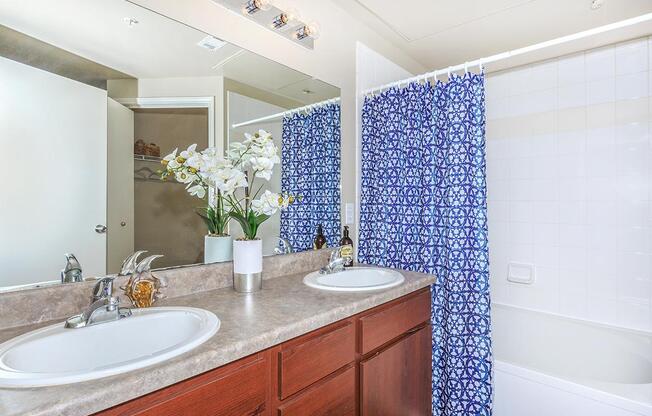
[303,267,404,292]
[0,306,219,388]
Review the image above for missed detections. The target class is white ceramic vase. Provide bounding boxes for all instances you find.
[232,239,263,292]
[204,235,233,264]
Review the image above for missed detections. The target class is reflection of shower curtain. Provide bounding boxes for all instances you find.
[359,74,492,415]
[280,104,341,251]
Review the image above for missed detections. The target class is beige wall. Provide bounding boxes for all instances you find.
[133,108,209,268]
[131,0,425,244]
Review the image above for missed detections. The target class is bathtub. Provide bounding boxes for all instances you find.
[492,303,652,416]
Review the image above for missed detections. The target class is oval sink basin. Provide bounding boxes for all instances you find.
[303,267,404,292]
[0,306,219,388]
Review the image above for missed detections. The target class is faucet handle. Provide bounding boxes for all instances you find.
[329,247,343,262]
[91,277,115,303]
[274,237,293,255]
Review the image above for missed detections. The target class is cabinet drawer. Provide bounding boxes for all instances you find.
[279,320,355,399]
[278,366,356,416]
[96,353,268,416]
[359,288,430,355]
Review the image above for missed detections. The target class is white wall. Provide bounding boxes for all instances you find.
[228,91,284,255]
[486,37,652,332]
[0,56,107,286]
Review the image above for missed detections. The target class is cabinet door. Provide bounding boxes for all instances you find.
[96,352,269,416]
[361,325,432,416]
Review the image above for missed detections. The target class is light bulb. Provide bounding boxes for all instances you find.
[306,21,320,39]
[258,0,273,11]
[284,8,300,24]
[271,8,300,29]
[242,0,273,15]
[295,21,320,40]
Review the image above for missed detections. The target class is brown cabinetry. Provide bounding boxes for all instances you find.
[96,288,432,416]
[97,352,270,416]
[361,325,432,416]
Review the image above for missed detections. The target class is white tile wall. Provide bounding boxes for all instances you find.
[486,37,652,332]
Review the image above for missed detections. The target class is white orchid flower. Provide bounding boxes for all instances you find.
[185,153,204,171]
[211,167,247,195]
[175,168,196,184]
[187,184,206,199]
[251,190,282,216]
[179,144,198,161]
[249,156,277,180]
[162,148,179,169]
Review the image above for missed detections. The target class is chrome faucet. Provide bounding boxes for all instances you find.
[61,253,83,283]
[64,277,132,329]
[274,237,294,255]
[320,247,345,275]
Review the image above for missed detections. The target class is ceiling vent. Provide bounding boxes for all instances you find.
[197,35,226,51]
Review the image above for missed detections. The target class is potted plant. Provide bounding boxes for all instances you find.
[222,130,294,292]
[161,144,243,264]
[161,131,294,292]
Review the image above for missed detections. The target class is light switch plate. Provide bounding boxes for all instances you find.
[345,203,355,225]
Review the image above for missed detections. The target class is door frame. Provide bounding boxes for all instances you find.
[117,96,215,147]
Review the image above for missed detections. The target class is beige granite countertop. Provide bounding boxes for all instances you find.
[0,268,435,416]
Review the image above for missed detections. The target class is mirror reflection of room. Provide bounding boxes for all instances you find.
[0,0,340,291]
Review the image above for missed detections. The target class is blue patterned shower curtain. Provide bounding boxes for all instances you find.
[359,74,492,415]
[280,104,341,250]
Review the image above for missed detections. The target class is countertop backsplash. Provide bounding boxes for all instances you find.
[0,249,333,331]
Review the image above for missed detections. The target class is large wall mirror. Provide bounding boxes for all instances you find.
[0,0,341,291]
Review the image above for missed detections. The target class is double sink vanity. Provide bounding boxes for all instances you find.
[0,250,434,416]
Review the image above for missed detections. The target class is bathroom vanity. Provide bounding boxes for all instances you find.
[0,254,435,416]
[96,288,431,416]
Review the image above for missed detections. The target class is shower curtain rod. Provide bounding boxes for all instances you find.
[231,97,341,129]
[363,12,652,95]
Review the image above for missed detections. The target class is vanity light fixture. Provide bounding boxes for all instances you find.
[242,0,272,15]
[271,8,299,29]
[213,0,318,49]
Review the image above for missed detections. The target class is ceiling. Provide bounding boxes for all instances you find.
[0,0,338,105]
[336,0,652,71]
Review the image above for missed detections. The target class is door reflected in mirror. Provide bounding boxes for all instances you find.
[0,0,340,291]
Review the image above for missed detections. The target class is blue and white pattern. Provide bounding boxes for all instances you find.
[359,74,492,416]
[280,104,341,250]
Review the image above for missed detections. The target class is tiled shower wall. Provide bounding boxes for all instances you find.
[486,37,652,331]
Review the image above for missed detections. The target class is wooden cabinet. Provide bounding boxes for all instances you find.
[95,288,431,416]
[97,352,270,416]
[361,325,432,416]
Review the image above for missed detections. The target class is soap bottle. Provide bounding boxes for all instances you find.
[313,224,327,250]
[339,226,354,267]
